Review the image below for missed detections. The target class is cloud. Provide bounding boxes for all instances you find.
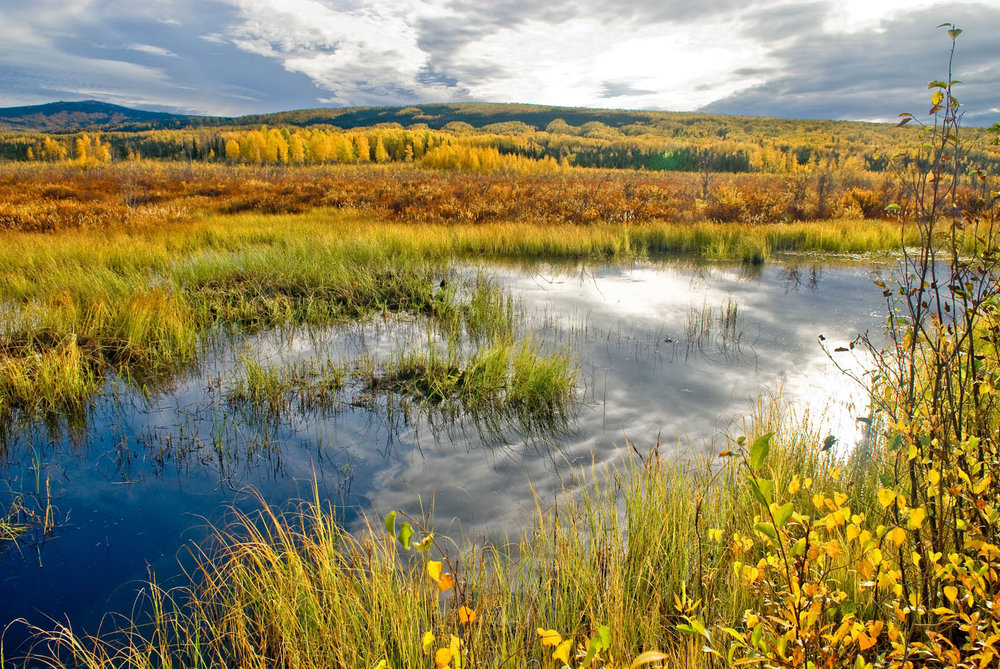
[126,43,179,58]
[214,0,776,110]
[600,82,658,99]
[0,0,996,121]
[704,3,1000,124]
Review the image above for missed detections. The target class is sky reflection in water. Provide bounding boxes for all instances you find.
[0,258,889,649]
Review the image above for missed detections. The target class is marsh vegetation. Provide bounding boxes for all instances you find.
[1,34,999,666]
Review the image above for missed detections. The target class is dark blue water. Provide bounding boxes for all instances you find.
[0,258,889,653]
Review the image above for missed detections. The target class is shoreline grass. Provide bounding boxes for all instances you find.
[7,396,884,668]
[0,208,909,426]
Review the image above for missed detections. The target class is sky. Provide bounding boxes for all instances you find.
[0,0,997,125]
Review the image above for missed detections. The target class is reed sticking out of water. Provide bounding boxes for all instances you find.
[10,397,885,668]
[227,357,347,419]
[361,337,576,417]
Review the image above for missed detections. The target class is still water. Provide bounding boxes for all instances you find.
[0,258,888,650]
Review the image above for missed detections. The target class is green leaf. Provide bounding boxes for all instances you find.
[747,478,774,506]
[751,623,763,649]
[597,625,611,649]
[885,203,902,212]
[749,478,774,506]
[582,625,611,668]
[948,28,962,39]
[384,510,396,537]
[754,522,778,540]
[774,502,795,529]
[928,80,947,89]
[398,521,414,549]
[749,432,773,470]
[791,537,807,556]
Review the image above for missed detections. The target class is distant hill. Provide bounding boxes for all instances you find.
[0,100,872,136]
[0,100,738,134]
[0,100,197,132]
[233,103,678,131]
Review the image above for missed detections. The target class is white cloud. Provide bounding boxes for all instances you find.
[126,43,179,58]
[213,0,779,109]
[0,0,997,118]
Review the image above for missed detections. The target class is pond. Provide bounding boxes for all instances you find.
[0,257,889,651]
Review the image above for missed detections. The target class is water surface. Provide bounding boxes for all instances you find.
[0,257,888,650]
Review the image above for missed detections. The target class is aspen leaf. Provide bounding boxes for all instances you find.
[888,527,907,547]
[434,648,453,669]
[457,606,477,625]
[413,534,434,552]
[907,507,926,530]
[538,628,562,647]
[553,639,573,664]
[423,632,436,654]
[427,561,443,583]
[877,488,896,508]
[437,573,454,592]
[944,585,958,602]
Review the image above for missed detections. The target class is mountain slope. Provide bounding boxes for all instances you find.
[0,100,195,132]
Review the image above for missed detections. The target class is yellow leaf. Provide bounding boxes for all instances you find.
[553,639,573,664]
[858,633,876,651]
[437,573,454,592]
[538,628,563,647]
[834,492,848,507]
[888,527,907,547]
[630,651,671,669]
[878,488,896,508]
[375,660,390,669]
[413,534,434,552]
[812,494,826,510]
[825,539,844,559]
[427,561,443,583]
[846,523,861,542]
[787,476,801,495]
[928,470,941,485]
[434,648,453,669]
[422,632,436,654]
[944,585,958,602]
[457,606,477,625]
[907,507,927,530]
